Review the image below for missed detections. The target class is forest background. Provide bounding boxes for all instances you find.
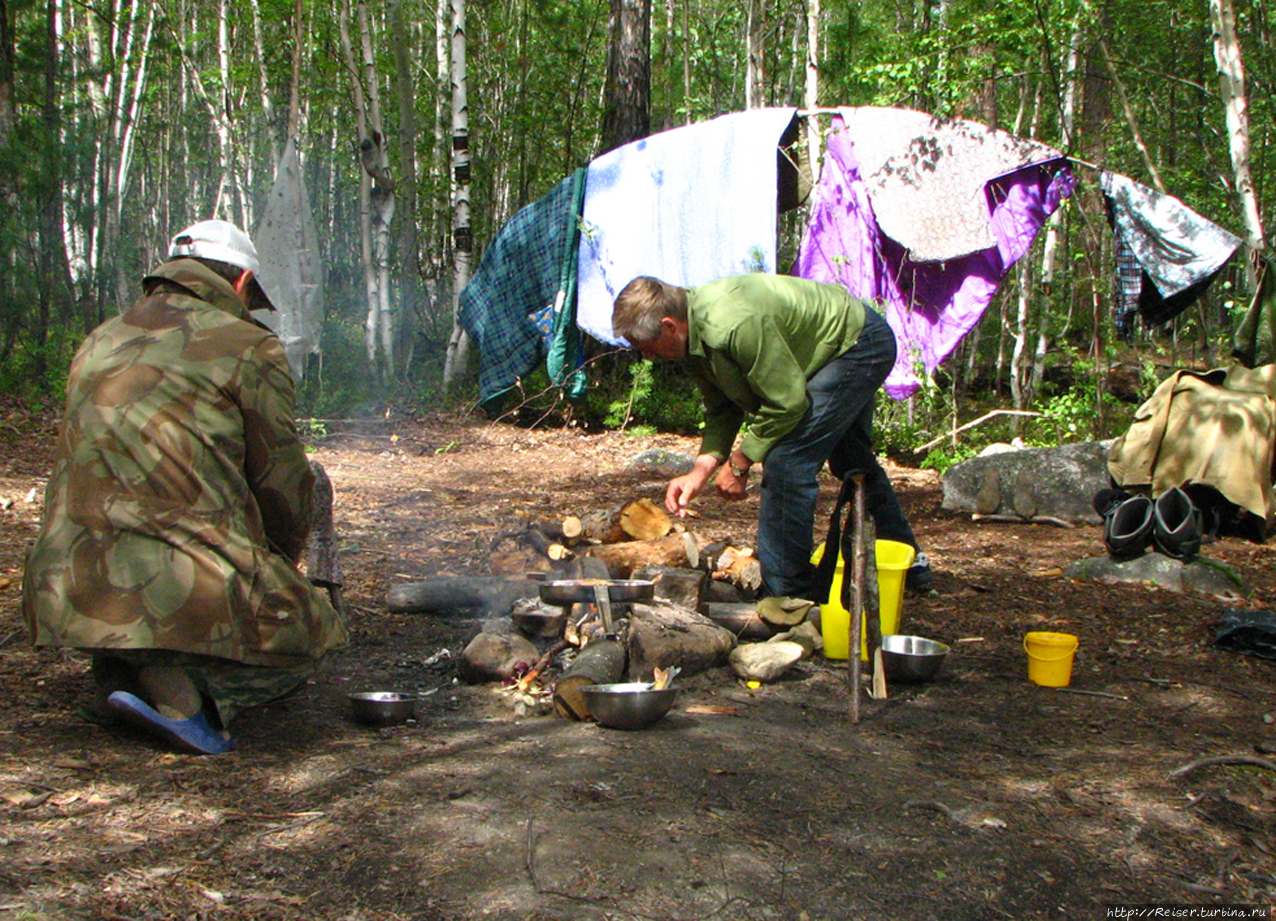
[0,0,1269,466]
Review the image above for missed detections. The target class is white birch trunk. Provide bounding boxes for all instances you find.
[745,0,766,109]
[442,0,472,389]
[804,0,820,169]
[357,0,396,377]
[1209,0,1265,290]
[248,0,280,164]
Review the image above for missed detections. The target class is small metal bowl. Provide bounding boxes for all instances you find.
[879,635,950,684]
[349,691,419,726]
[579,682,678,730]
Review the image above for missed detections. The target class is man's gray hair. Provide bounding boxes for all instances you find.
[612,276,687,343]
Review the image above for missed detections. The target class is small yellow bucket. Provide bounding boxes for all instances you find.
[814,540,916,661]
[1024,632,1078,687]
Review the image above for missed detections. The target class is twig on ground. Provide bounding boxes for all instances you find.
[1169,755,1276,778]
[1054,688,1129,701]
[971,513,1076,529]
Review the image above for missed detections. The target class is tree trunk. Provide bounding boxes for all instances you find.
[804,0,819,145]
[1209,0,1265,290]
[389,0,422,371]
[248,0,280,164]
[442,0,472,390]
[599,0,650,155]
[357,0,396,379]
[745,0,766,109]
[0,0,15,206]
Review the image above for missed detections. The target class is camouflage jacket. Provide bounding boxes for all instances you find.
[22,259,349,667]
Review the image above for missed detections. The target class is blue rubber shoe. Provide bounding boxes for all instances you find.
[106,691,236,755]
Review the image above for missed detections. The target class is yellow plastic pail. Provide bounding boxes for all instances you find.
[815,540,916,661]
[1024,632,1078,687]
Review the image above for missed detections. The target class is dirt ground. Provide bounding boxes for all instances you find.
[1,403,1275,921]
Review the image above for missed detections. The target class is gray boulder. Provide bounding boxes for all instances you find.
[941,441,1113,523]
[1064,553,1248,601]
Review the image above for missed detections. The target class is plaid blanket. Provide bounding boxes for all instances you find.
[459,170,586,412]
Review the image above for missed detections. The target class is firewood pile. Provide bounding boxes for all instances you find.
[384,498,828,721]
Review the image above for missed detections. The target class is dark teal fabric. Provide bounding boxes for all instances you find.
[459,169,587,413]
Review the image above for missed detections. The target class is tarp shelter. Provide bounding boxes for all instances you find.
[255,139,325,381]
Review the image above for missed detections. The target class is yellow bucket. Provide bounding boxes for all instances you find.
[1024,632,1078,687]
[814,540,916,661]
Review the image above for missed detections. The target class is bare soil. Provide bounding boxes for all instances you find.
[1,404,1275,921]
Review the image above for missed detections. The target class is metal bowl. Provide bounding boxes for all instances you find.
[579,682,678,730]
[349,691,419,726]
[538,580,655,607]
[879,635,950,683]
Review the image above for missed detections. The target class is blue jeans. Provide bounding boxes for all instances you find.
[756,308,916,598]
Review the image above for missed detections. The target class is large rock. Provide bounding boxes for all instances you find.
[1064,553,1248,600]
[626,602,736,681]
[942,441,1113,523]
[729,641,806,682]
[457,632,541,684]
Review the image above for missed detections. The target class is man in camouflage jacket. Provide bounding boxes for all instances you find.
[22,220,348,754]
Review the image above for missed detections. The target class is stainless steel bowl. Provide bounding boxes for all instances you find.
[538,580,655,607]
[579,682,677,730]
[349,691,419,725]
[879,635,950,683]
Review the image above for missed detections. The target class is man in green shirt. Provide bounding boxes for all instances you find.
[23,220,349,754]
[612,273,929,599]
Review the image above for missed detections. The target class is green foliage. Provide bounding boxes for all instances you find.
[585,355,703,434]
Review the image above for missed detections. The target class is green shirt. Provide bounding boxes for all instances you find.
[684,274,868,463]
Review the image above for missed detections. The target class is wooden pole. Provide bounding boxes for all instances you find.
[848,472,866,723]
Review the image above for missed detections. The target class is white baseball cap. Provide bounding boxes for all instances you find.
[168,219,276,311]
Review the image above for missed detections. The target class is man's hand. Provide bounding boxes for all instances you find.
[665,455,719,517]
[713,450,751,501]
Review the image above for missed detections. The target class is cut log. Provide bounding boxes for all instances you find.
[701,602,778,640]
[552,638,627,720]
[584,532,704,577]
[713,546,763,593]
[386,576,540,615]
[561,515,584,544]
[580,499,673,543]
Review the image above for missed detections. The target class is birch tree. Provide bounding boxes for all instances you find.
[1209,0,1265,290]
[442,0,472,388]
[339,0,397,379]
[745,0,766,108]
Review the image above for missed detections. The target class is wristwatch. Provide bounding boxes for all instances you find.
[729,461,749,479]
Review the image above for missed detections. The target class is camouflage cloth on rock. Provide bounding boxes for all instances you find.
[22,259,349,671]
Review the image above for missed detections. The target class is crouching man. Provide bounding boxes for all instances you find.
[22,220,349,755]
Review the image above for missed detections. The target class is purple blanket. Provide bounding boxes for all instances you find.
[796,115,1074,399]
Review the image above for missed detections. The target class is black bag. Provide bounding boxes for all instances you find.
[1216,609,1276,661]
[811,472,866,612]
